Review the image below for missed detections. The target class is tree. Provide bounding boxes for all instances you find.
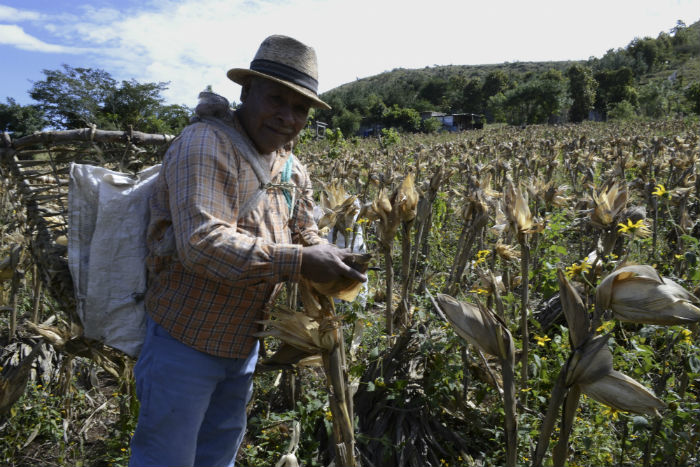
[594,67,637,117]
[457,78,483,113]
[567,64,597,122]
[486,92,507,123]
[0,98,46,137]
[102,80,168,130]
[638,82,671,118]
[418,78,448,107]
[628,37,660,73]
[482,70,509,99]
[30,64,117,129]
[594,48,635,73]
[365,94,388,126]
[502,70,566,124]
[684,82,700,115]
[331,108,361,137]
[381,105,421,132]
[156,104,192,134]
[421,117,442,133]
[29,65,190,134]
[607,100,638,121]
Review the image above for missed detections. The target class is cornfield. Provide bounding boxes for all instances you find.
[1,119,699,467]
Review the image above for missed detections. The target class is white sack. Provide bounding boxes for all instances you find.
[68,163,161,357]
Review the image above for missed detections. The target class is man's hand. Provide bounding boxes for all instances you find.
[300,244,368,284]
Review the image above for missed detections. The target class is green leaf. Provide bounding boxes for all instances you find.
[680,234,699,245]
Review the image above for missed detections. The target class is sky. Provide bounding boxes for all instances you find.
[1,0,699,108]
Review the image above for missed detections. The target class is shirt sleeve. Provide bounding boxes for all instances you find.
[164,123,302,285]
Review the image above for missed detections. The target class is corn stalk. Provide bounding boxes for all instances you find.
[434,290,517,467]
[259,256,371,467]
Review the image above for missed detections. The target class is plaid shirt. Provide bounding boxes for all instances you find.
[145,113,323,358]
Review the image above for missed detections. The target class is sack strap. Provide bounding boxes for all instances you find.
[280,155,294,213]
[198,116,296,217]
[154,117,299,259]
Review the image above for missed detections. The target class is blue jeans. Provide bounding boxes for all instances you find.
[129,317,258,467]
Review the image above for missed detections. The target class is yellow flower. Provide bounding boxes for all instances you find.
[469,287,490,295]
[617,218,650,238]
[651,184,670,199]
[596,320,615,333]
[474,249,491,266]
[565,259,592,279]
[534,335,552,347]
[680,328,693,345]
[601,406,620,420]
[325,410,333,420]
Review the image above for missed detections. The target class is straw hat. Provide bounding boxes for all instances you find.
[228,35,331,110]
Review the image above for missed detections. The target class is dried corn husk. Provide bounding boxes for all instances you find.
[504,181,543,235]
[579,370,665,416]
[263,343,323,368]
[275,454,299,467]
[258,311,337,354]
[372,189,392,226]
[504,181,534,234]
[318,181,359,234]
[596,264,700,325]
[395,172,418,223]
[309,253,371,302]
[590,182,627,228]
[495,240,520,263]
[565,335,613,387]
[557,269,590,347]
[437,293,511,360]
[259,280,358,465]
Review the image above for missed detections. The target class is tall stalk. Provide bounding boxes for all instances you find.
[518,233,531,392]
[383,242,395,336]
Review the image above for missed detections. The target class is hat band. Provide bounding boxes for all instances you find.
[250,59,318,94]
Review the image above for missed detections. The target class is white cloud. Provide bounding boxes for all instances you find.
[2,0,699,106]
[0,24,90,53]
[0,5,42,21]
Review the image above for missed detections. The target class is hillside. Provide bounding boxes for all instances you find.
[316,19,700,133]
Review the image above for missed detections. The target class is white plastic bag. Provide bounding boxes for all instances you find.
[68,163,160,357]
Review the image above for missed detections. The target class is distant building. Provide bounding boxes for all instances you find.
[306,120,328,138]
[357,111,485,137]
[421,112,485,131]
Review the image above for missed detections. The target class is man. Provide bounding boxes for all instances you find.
[129,35,366,467]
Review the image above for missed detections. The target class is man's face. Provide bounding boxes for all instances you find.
[238,78,312,154]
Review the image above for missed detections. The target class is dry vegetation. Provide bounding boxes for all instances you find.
[1,119,699,466]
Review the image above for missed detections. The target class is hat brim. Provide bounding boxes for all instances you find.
[227,68,331,110]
